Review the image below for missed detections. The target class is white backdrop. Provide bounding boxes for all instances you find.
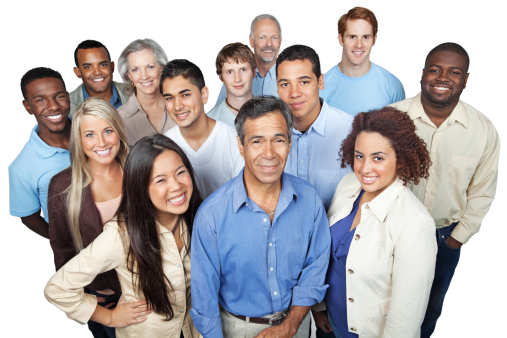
[1,0,505,336]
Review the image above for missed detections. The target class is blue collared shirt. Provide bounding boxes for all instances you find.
[191,171,330,337]
[82,82,122,109]
[9,124,70,222]
[285,100,353,211]
[214,64,279,105]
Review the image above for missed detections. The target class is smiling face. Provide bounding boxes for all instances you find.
[127,49,163,96]
[249,19,282,64]
[162,75,208,129]
[421,51,469,108]
[220,60,254,99]
[148,150,193,225]
[339,19,376,70]
[79,114,120,167]
[74,47,114,96]
[354,131,398,199]
[238,111,291,189]
[23,77,70,135]
[277,59,324,131]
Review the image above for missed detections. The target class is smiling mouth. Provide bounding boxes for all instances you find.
[362,176,377,184]
[168,193,186,205]
[290,102,305,109]
[140,81,153,87]
[432,86,451,91]
[233,84,245,89]
[92,78,106,82]
[95,148,111,156]
[175,112,190,120]
[46,114,63,121]
[352,51,364,55]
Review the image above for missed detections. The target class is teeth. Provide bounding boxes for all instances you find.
[363,176,376,183]
[46,114,62,120]
[93,78,105,82]
[434,86,450,90]
[169,194,184,203]
[140,81,153,86]
[96,149,111,156]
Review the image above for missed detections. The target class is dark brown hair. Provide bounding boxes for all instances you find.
[338,6,378,37]
[116,134,202,320]
[340,107,431,185]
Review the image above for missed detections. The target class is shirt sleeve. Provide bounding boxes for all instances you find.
[9,164,41,218]
[450,124,500,244]
[190,210,224,338]
[48,176,78,271]
[291,194,331,307]
[390,77,406,104]
[44,222,125,324]
[383,212,437,337]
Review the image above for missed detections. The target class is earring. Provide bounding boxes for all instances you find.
[131,82,135,88]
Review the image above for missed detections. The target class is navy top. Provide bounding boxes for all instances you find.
[325,190,364,338]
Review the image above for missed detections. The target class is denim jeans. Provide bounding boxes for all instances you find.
[421,222,461,337]
[86,289,121,338]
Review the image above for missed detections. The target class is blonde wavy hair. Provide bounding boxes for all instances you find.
[66,97,129,250]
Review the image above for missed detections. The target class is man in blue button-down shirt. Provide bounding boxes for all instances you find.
[191,96,330,338]
[277,44,352,338]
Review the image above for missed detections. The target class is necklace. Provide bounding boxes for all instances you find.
[225,97,240,112]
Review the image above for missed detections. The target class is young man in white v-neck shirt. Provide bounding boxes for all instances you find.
[161,59,244,199]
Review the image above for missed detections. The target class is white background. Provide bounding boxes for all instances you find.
[1,0,505,336]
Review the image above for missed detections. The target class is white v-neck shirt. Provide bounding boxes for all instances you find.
[165,120,244,198]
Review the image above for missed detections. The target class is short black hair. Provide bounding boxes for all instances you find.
[235,96,293,145]
[20,67,66,100]
[425,42,470,73]
[160,59,206,93]
[276,44,321,79]
[74,40,111,67]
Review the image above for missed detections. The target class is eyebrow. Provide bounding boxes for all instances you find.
[152,164,186,179]
[163,88,191,98]
[428,64,464,71]
[81,60,109,66]
[32,91,66,99]
[278,75,312,84]
[354,150,387,156]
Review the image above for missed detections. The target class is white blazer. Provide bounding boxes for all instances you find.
[327,172,437,337]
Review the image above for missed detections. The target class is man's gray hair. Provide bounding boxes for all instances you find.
[250,14,282,38]
[235,96,293,145]
[117,38,168,96]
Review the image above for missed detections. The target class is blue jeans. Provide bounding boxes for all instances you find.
[421,222,461,337]
[86,289,121,338]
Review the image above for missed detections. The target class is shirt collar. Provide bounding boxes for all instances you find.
[292,98,327,137]
[29,124,69,159]
[81,83,121,107]
[123,93,143,119]
[232,170,298,213]
[410,92,469,129]
[256,63,276,79]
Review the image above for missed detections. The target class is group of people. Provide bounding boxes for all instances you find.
[9,6,499,338]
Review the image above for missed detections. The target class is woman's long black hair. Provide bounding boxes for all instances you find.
[116,134,202,320]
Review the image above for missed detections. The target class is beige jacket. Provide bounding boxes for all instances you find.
[327,173,437,337]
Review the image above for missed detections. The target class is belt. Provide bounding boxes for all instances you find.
[228,308,290,326]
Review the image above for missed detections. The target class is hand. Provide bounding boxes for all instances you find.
[446,236,463,249]
[311,310,333,333]
[109,299,152,328]
[254,323,294,338]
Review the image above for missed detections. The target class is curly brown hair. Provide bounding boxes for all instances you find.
[340,106,431,185]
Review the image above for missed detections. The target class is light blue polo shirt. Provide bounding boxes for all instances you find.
[9,124,70,222]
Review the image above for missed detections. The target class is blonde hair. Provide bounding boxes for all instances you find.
[66,97,129,250]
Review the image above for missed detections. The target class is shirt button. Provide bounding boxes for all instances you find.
[348,298,354,303]
[269,243,273,246]
[355,234,361,240]
[270,267,274,271]
[263,218,268,222]
[179,309,184,313]
[351,327,357,332]
[274,291,278,296]
[180,289,185,293]
[365,204,369,209]
[347,269,354,274]
[176,264,182,268]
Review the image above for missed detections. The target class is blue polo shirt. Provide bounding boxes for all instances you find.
[9,124,70,222]
[82,82,122,109]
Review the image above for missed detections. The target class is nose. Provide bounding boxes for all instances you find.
[266,37,273,47]
[47,97,60,112]
[139,68,148,80]
[263,141,275,159]
[436,70,451,82]
[97,133,107,147]
[174,96,184,111]
[289,83,301,98]
[167,176,182,191]
[361,158,372,173]
[93,65,102,75]
[356,37,363,48]
[234,71,241,83]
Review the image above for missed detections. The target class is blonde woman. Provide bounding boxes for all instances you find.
[117,39,175,147]
[48,97,129,337]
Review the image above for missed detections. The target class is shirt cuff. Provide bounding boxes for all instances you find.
[190,308,223,338]
[291,284,329,307]
[450,222,472,244]
[311,300,327,312]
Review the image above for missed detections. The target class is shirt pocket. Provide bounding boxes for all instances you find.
[447,155,479,186]
[369,241,394,271]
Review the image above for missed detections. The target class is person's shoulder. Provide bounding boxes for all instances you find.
[323,64,340,78]
[389,96,414,111]
[390,185,434,227]
[286,173,319,195]
[207,100,222,117]
[164,124,180,139]
[461,100,496,130]
[49,167,72,190]
[197,178,236,213]
[371,62,401,80]
[69,84,83,102]
[325,103,354,122]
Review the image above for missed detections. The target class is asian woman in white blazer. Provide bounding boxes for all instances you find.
[324,107,437,338]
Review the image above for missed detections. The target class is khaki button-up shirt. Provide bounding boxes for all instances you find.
[391,93,500,244]
[45,220,200,338]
